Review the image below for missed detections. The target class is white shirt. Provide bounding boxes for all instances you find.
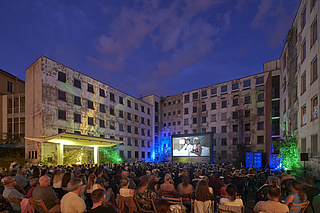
[220,198,243,206]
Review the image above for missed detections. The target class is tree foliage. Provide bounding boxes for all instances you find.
[272,134,301,172]
[99,147,123,164]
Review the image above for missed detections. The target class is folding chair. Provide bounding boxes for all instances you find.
[162,196,185,212]
[288,201,309,213]
[30,197,49,213]
[16,183,27,195]
[217,204,244,213]
[134,197,157,213]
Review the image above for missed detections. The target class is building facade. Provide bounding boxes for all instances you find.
[280,0,320,176]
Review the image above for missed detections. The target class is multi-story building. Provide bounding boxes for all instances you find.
[280,0,320,176]
[24,56,158,164]
[161,61,280,164]
[0,69,25,145]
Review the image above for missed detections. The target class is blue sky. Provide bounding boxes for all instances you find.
[0,0,300,97]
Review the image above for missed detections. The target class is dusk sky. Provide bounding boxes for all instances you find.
[1,0,300,97]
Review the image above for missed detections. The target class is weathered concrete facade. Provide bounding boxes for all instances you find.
[161,69,279,164]
[280,0,320,176]
[25,56,156,164]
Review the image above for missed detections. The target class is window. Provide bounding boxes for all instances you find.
[257,93,264,101]
[184,94,190,103]
[127,138,132,146]
[74,113,81,123]
[221,85,227,94]
[221,113,227,121]
[184,118,189,125]
[184,108,189,114]
[221,100,227,108]
[232,83,239,91]
[301,71,306,94]
[172,111,176,115]
[58,109,66,120]
[192,92,198,101]
[301,138,306,153]
[311,19,318,46]
[100,104,106,113]
[302,39,306,62]
[256,76,264,86]
[147,119,151,126]
[119,123,124,131]
[232,111,238,119]
[135,115,139,122]
[135,139,139,146]
[211,114,216,122]
[221,138,227,146]
[135,127,139,134]
[141,151,145,159]
[127,151,132,158]
[127,125,132,133]
[119,96,124,105]
[109,122,115,130]
[147,152,151,158]
[211,102,216,110]
[127,100,131,107]
[221,126,227,133]
[233,138,238,145]
[213,139,216,146]
[99,88,106,97]
[88,117,94,126]
[192,107,197,113]
[147,108,151,114]
[100,119,106,128]
[301,7,306,29]
[7,81,13,92]
[193,117,197,124]
[233,124,238,132]
[201,90,207,97]
[245,137,251,145]
[110,92,115,101]
[257,107,264,116]
[58,128,66,134]
[127,112,132,120]
[257,136,264,144]
[178,110,181,114]
[245,123,250,131]
[245,109,250,117]
[141,117,145,124]
[110,107,115,116]
[163,113,166,117]
[244,96,251,104]
[311,134,318,157]
[88,100,94,110]
[202,104,206,111]
[312,95,318,120]
[58,90,67,102]
[74,78,81,89]
[257,121,264,130]
[211,88,217,96]
[141,128,145,135]
[202,116,206,123]
[88,83,94,93]
[141,105,145,112]
[232,98,238,106]
[58,71,66,82]
[311,57,318,83]
[211,127,216,133]
[135,103,139,110]
[301,105,307,125]
[74,95,81,106]
[243,79,251,88]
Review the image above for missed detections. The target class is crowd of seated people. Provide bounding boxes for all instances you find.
[0,161,318,213]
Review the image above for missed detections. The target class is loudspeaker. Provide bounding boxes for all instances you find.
[301,153,308,161]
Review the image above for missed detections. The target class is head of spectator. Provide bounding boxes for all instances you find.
[182,176,190,187]
[121,170,129,178]
[139,175,150,188]
[87,174,96,189]
[30,178,39,188]
[223,176,231,186]
[289,180,306,202]
[91,189,105,206]
[286,170,292,176]
[67,178,83,195]
[39,175,51,187]
[305,176,314,187]
[79,174,87,185]
[2,176,16,187]
[267,185,281,201]
[226,184,238,201]
[157,199,170,213]
[164,173,172,183]
[195,180,211,202]
[61,172,71,188]
[121,177,130,188]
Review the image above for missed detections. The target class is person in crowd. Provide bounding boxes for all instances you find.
[156,199,171,213]
[61,178,86,213]
[26,178,39,198]
[190,137,202,156]
[79,174,87,201]
[32,175,60,213]
[88,189,116,213]
[147,172,159,192]
[119,178,135,197]
[193,179,212,202]
[61,172,72,191]
[220,176,231,197]
[120,170,136,189]
[254,185,289,213]
[284,180,307,213]
[219,184,243,207]
[304,176,314,188]
[280,170,295,183]
[52,170,65,199]
[135,175,157,210]
[96,169,108,189]
[201,176,214,196]
[160,173,175,193]
[10,170,29,192]
[2,176,25,212]
[177,176,193,195]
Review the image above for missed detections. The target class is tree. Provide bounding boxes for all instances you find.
[99,147,123,164]
[272,133,301,172]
